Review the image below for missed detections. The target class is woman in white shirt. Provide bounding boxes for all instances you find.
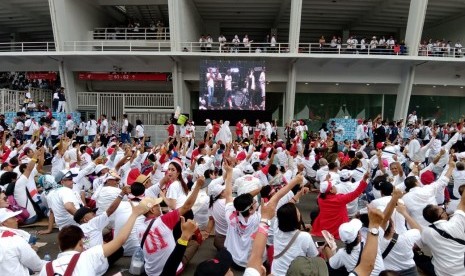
[135,119,144,142]
[271,202,319,275]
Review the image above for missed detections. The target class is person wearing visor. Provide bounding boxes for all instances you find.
[41,169,83,233]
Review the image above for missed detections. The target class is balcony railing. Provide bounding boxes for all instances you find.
[418,47,464,58]
[92,27,170,40]
[77,92,174,124]
[63,40,171,52]
[180,42,290,53]
[297,43,408,55]
[0,42,56,52]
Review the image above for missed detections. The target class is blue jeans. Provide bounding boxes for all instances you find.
[23,215,38,225]
[207,86,214,106]
[121,133,130,144]
[24,134,32,141]
[88,135,95,142]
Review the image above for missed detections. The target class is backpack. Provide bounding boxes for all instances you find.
[7,195,30,224]
[127,122,134,133]
[418,127,426,140]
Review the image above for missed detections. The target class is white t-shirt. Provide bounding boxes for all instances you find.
[166,180,187,209]
[135,125,144,138]
[94,186,122,215]
[65,119,75,132]
[113,201,145,256]
[138,210,180,276]
[452,169,465,198]
[190,185,210,230]
[271,229,319,275]
[380,229,420,271]
[86,120,97,136]
[51,120,60,136]
[209,198,228,235]
[100,119,108,134]
[80,212,110,250]
[224,202,261,267]
[39,246,107,276]
[0,230,45,276]
[13,174,36,218]
[46,187,82,230]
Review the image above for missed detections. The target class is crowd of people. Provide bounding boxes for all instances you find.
[197,34,279,53]
[96,19,167,40]
[0,109,465,276]
[418,38,463,57]
[310,35,408,55]
[0,72,58,91]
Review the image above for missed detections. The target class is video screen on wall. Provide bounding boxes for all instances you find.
[199,60,266,110]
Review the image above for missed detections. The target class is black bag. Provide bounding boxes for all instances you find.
[127,122,134,133]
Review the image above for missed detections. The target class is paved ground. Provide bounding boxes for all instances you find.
[24,193,319,275]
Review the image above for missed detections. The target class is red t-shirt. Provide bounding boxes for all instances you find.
[167,124,175,137]
[213,123,220,136]
[236,122,243,136]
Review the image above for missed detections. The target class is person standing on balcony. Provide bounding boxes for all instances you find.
[57,87,66,113]
[121,114,130,144]
[232,35,240,53]
[270,34,277,53]
[52,88,61,112]
[199,35,206,52]
[206,35,213,52]
[218,34,227,52]
[156,20,164,39]
[243,34,252,52]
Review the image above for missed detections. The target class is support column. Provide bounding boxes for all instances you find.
[58,60,77,112]
[284,60,297,123]
[393,65,415,121]
[405,0,428,56]
[172,60,191,115]
[288,0,302,53]
[169,0,204,52]
[168,0,180,51]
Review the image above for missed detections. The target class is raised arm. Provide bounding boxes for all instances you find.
[178,177,203,216]
[268,174,303,206]
[396,202,422,231]
[223,163,234,204]
[381,189,402,230]
[339,173,369,204]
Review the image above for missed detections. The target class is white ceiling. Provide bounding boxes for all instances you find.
[1,0,465,43]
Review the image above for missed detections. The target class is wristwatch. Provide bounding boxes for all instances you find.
[260,218,270,227]
[368,227,379,236]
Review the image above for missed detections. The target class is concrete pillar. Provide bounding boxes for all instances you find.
[393,65,415,121]
[342,29,350,42]
[284,61,297,123]
[405,0,428,56]
[168,0,180,51]
[172,60,191,115]
[288,0,302,53]
[58,60,77,112]
[169,0,204,52]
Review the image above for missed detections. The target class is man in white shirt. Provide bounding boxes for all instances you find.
[223,70,233,108]
[65,114,75,138]
[100,114,109,146]
[50,117,60,146]
[407,110,417,125]
[259,68,266,109]
[218,35,227,52]
[39,203,146,276]
[204,119,213,141]
[422,187,465,276]
[23,115,36,141]
[0,209,45,276]
[206,68,216,108]
[206,35,213,52]
[45,169,83,231]
[121,114,130,144]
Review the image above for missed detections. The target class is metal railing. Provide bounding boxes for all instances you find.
[92,27,170,40]
[63,40,171,52]
[0,42,56,52]
[418,47,464,58]
[297,43,408,55]
[77,92,174,125]
[0,88,52,113]
[180,42,290,53]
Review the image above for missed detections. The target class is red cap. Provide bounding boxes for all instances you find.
[67,114,72,119]
[85,147,93,155]
[107,148,115,155]
[236,151,246,161]
[259,152,267,160]
[420,170,435,185]
[376,142,384,150]
[127,168,141,185]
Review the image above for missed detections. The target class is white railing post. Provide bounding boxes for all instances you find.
[129,42,132,52]
[144,29,147,40]
[21,43,24,52]
[101,41,104,51]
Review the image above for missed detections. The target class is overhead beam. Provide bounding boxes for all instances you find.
[97,0,168,5]
[345,0,394,30]
[0,1,51,25]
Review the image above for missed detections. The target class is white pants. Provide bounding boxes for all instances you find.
[58,101,66,112]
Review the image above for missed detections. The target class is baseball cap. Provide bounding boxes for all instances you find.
[0,208,21,223]
[55,169,78,182]
[126,168,141,185]
[104,172,121,183]
[38,175,58,191]
[236,151,247,161]
[139,197,164,212]
[319,181,334,194]
[286,256,329,276]
[73,207,98,223]
[208,182,225,198]
[243,164,254,174]
[194,248,233,276]
[94,164,109,174]
[338,169,353,180]
[339,218,363,243]
[205,119,211,123]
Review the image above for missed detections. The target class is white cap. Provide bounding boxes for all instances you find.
[243,164,254,174]
[339,169,353,180]
[94,164,108,174]
[319,180,334,194]
[208,182,226,198]
[104,172,121,182]
[0,208,21,223]
[205,119,211,123]
[339,219,363,243]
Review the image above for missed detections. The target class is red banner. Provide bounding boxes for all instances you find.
[27,72,57,80]
[78,72,169,81]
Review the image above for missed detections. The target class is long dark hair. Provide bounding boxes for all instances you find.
[345,236,360,254]
[170,161,189,195]
[209,194,221,208]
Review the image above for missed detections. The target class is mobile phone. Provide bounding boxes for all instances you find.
[315,241,325,247]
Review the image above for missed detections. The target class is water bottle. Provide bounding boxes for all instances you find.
[44,253,51,262]
[128,248,144,275]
